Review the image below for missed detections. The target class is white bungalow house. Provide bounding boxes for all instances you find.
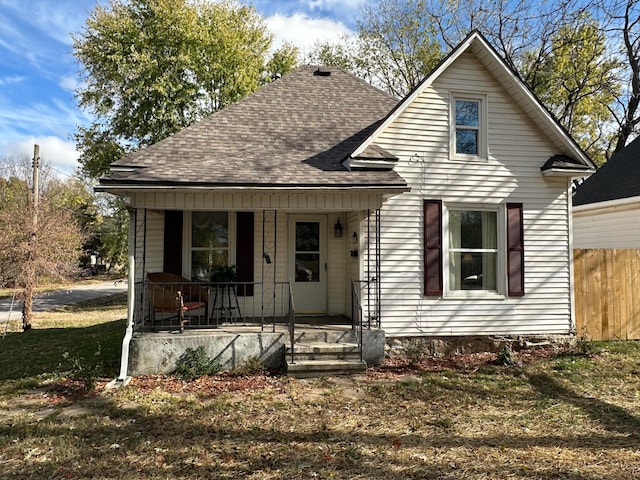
[98,31,595,377]
[573,136,640,248]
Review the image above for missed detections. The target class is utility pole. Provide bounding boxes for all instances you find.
[32,144,39,219]
[22,144,40,331]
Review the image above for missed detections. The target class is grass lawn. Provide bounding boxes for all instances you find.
[1,300,640,479]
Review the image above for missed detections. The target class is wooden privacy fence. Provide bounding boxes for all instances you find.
[573,249,640,341]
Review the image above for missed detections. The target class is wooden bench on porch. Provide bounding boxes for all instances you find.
[147,272,208,332]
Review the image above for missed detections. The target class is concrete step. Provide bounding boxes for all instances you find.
[285,342,361,361]
[291,330,357,344]
[285,359,367,379]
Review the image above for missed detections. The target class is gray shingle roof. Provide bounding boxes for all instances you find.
[100,65,407,189]
[573,136,640,206]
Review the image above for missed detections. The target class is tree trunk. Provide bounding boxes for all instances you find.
[22,282,33,331]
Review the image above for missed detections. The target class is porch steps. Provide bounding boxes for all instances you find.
[285,340,366,378]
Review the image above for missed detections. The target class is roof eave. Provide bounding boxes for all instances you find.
[573,194,640,213]
[95,182,410,194]
[541,167,595,178]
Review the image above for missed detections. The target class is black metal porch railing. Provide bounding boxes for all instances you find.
[351,279,365,362]
[134,280,294,332]
[287,280,296,365]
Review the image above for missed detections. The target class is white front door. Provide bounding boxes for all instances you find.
[289,215,327,314]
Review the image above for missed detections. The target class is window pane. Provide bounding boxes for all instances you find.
[449,252,496,290]
[456,100,479,126]
[192,212,228,248]
[295,253,320,282]
[191,250,228,282]
[449,211,496,249]
[456,129,478,155]
[296,222,319,252]
[449,209,498,292]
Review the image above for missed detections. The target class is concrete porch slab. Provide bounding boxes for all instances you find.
[128,324,385,375]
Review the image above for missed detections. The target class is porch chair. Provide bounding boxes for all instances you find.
[146,272,208,333]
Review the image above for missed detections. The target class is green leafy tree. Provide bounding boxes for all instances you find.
[600,0,640,154]
[524,17,620,165]
[73,0,298,179]
[307,0,442,97]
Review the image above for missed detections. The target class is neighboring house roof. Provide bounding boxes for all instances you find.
[99,65,407,191]
[573,136,640,207]
[350,30,596,174]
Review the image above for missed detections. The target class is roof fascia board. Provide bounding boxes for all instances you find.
[542,167,596,178]
[351,31,594,170]
[95,184,411,194]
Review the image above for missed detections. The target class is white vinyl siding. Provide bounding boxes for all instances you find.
[573,204,640,248]
[130,191,386,211]
[368,51,573,337]
[134,209,164,282]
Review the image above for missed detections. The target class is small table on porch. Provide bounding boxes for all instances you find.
[208,283,242,325]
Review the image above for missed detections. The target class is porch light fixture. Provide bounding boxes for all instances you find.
[352,232,358,244]
[334,218,343,238]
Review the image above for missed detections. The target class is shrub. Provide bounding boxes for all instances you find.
[173,346,221,380]
[496,344,517,366]
[59,347,102,391]
[404,338,426,365]
[233,356,265,376]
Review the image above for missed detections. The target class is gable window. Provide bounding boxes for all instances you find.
[451,94,486,159]
[423,200,524,297]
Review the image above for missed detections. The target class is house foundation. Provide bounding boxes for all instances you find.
[127,326,386,375]
[385,334,578,360]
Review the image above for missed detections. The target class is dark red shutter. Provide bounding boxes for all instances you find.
[236,212,254,296]
[424,200,443,296]
[506,203,524,297]
[163,210,183,276]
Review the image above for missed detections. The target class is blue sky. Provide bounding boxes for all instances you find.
[0,0,361,176]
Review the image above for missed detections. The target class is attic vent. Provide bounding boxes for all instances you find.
[313,68,331,77]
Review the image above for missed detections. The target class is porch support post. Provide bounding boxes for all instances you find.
[108,209,136,389]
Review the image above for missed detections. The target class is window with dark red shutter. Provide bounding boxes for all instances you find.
[424,200,443,296]
[506,203,524,297]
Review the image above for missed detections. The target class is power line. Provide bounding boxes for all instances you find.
[49,166,76,179]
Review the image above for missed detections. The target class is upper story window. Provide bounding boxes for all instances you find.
[451,94,487,160]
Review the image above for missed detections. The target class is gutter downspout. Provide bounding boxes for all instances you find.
[567,178,577,336]
[107,209,136,389]
[115,252,135,384]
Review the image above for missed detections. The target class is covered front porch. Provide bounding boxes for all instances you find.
[119,189,392,375]
[126,320,386,375]
[127,189,389,331]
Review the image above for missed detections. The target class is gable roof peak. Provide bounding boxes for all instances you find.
[349,29,594,171]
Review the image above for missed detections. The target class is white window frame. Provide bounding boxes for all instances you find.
[183,211,236,281]
[443,203,505,299]
[450,93,488,161]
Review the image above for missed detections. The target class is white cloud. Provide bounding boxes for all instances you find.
[59,74,80,94]
[2,136,79,176]
[266,12,353,54]
[0,75,24,86]
[306,0,365,11]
